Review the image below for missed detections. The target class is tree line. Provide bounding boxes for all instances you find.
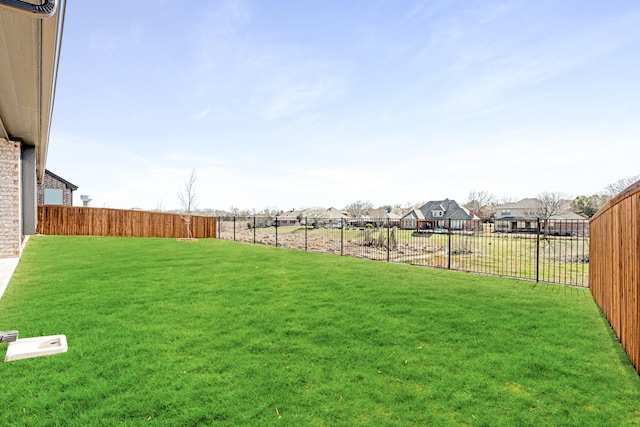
[170,169,639,222]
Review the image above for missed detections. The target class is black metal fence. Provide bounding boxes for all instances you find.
[217,217,589,287]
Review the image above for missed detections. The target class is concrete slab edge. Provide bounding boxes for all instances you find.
[0,257,20,300]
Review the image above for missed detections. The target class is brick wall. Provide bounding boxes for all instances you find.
[0,139,21,258]
[38,171,73,206]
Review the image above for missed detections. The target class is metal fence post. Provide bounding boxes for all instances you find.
[340,218,344,256]
[233,216,236,241]
[253,216,256,244]
[275,216,278,248]
[536,218,540,282]
[447,218,452,269]
[387,217,390,262]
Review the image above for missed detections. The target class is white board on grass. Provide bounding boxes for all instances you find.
[4,335,67,362]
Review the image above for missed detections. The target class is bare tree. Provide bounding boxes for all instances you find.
[464,190,496,218]
[154,198,165,212]
[344,200,373,217]
[258,206,281,217]
[304,206,327,228]
[536,191,570,220]
[481,196,516,222]
[497,196,517,204]
[178,168,198,239]
[604,174,640,197]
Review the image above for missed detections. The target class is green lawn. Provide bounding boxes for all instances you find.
[0,236,638,426]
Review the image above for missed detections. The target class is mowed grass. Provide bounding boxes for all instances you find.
[237,225,589,286]
[0,236,639,426]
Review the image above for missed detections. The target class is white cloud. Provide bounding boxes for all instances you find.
[192,106,212,121]
[266,73,346,120]
[439,7,640,115]
[185,2,352,122]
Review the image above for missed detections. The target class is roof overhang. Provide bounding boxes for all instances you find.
[0,0,66,182]
[45,168,77,190]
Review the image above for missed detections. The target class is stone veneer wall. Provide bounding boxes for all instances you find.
[0,138,21,258]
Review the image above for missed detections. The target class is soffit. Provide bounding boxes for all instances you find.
[0,1,65,181]
[0,10,39,143]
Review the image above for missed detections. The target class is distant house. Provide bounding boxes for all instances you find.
[543,211,589,236]
[371,209,401,226]
[400,199,479,231]
[301,207,349,227]
[275,207,349,228]
[324,207,349,227]
[400,208,424,230]
[494,198,587,235]
[350,209,401,227]
[277,209,304,226]
[494,198,539,233]
[37,170,78,206]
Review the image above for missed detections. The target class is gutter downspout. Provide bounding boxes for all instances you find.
[0,0,57,18]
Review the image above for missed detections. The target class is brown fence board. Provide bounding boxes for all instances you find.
[37,206,217,239]
[590,180,640,373]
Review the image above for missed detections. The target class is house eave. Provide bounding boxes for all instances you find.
[0,0,66,182]
[45,169,77,190]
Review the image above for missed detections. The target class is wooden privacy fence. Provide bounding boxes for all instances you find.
[37,206,217,239]
[590,180,640,373]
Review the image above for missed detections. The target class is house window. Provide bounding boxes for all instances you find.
[44,188,63,205]
[501,209,511,216]
[432,210,444,217]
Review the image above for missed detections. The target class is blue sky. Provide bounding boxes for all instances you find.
[47,0,640,211]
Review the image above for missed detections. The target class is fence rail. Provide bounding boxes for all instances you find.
[218,217,589,287]
[38,206,217,239]
[590,180,640,373]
